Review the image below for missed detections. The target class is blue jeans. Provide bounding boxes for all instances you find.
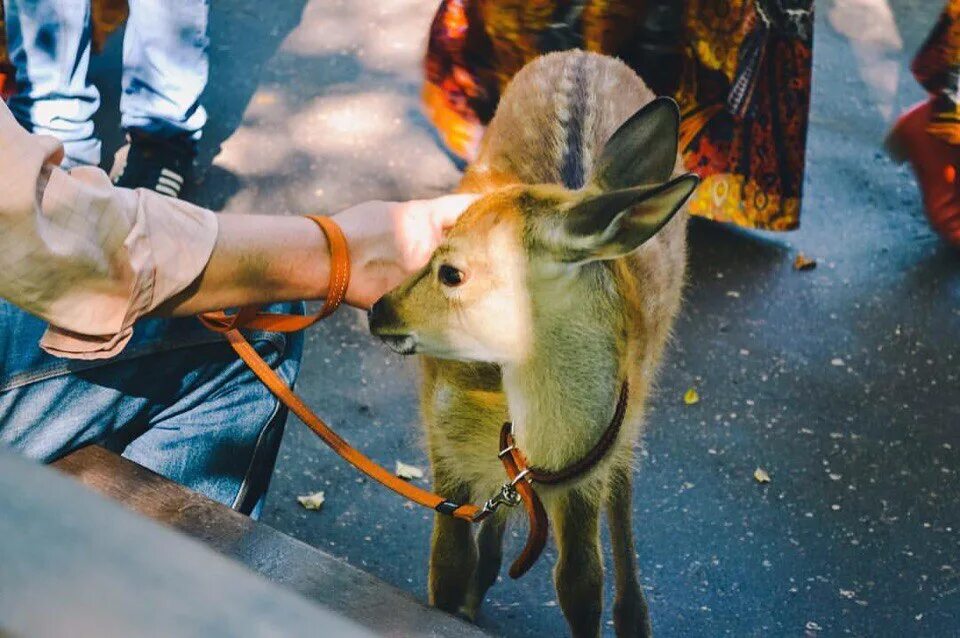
[3,0,209,167]
[0,301,303,518]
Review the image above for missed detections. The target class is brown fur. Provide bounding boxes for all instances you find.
[371,51,693,637]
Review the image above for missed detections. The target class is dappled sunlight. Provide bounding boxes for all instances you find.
[214,84,459,211]
[827,0,904,120]
[244,90,289,120]
[207,0,461,215]
[280,0,429,81]
[226,122,467,217]
[215,125,294,176]
[287,92,403,152]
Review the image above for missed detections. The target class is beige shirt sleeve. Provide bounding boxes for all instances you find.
[0,100,219,359]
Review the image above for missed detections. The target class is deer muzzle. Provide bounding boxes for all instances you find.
[368,298,418,355]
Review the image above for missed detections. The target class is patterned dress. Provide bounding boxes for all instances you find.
[424,1,960,231]
[424,0,814,230]
[913,0,960,144]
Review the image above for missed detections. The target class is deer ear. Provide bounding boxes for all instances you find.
[552,174,698,262]
[591,97,680,190]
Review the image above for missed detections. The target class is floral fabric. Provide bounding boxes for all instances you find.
[424,0,814,230]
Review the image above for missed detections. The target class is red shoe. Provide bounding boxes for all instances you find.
[0,68,14,100]
[886,99,960,246]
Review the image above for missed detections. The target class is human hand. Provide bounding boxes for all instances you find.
[332,194,478,309]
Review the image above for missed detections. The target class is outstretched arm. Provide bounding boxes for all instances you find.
[0,97,474,358]
[154,195,476,316]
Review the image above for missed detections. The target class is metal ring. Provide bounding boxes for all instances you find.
[510,469,531,486]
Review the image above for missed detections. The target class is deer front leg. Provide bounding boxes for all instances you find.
[462,511,507,619]
[606,461,653,637]
[552,487,604,638]
[428,478,477,616]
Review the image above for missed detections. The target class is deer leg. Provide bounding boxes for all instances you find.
[428,479,477,616]
[552,487,604,638]
[606,461,653,638]
[462,510,507,619]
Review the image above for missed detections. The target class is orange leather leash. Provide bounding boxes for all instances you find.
[198,215,626,579]
[496,424,549,578]
[199,216,480,523]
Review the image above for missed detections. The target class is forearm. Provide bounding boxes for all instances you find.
[150,193,477,317]
[154,214,330,316]
[2,94,468,359]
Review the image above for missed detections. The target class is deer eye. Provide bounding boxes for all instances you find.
[438,264,465,287]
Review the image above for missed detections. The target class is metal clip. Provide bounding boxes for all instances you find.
[480,482,523,515]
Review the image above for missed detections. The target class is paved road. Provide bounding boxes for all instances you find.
[89,1,960,636]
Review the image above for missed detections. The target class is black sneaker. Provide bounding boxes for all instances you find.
[112,131,195,199]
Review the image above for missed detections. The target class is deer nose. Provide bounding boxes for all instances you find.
[367,297,400,335]
[368,298,418,355]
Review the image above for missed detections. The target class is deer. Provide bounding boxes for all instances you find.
[368,50,697,638]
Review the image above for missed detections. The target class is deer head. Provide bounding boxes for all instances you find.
[369,97,698,363]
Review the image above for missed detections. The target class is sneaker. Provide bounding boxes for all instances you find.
[111,131,195,199]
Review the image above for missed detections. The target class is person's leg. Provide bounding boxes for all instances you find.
[120,0,208,142]
[98,328,300,517]
[3,0,101,167]
[887,1,960,246]
[112,0,209,196]
[0,300,303,517]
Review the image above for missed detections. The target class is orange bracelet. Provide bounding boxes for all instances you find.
[198,215,351,333]
[306,215,351,319]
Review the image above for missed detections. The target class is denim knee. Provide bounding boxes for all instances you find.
[227,331,301,515]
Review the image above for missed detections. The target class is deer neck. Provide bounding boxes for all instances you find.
[500,266,625,470]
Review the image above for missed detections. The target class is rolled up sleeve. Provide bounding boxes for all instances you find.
[0,101,218,359]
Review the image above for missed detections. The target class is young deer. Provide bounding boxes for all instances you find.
[369,50,697,637]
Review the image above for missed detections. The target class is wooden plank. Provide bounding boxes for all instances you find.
[0,446,372,638]
[53,445,491,638]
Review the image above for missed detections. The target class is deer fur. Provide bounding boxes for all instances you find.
[369,50,696,638]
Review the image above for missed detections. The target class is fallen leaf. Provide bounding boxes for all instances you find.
[794,253,817,271]
[754,467,771,484]
[296,491,326,511]
[683,388,700,405]
[395,460,424,480]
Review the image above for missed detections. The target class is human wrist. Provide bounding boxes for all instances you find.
[304,217,332,300]
[305,215,351,316]
[331,201,396,308]
[260,215,332,301]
